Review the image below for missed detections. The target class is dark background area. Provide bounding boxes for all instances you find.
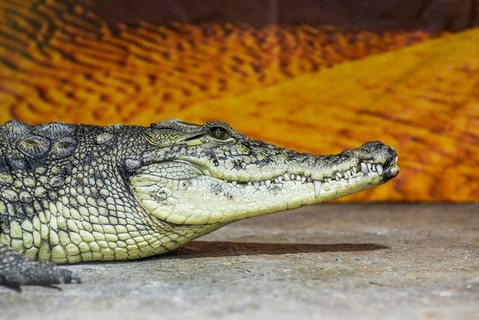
[92,0,479,32]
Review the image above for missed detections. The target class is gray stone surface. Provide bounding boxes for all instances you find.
[1,203,478,320]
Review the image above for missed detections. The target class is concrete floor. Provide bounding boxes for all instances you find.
[1,204,478,320]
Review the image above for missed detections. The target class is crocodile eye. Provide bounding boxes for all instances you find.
[209,126,230,141]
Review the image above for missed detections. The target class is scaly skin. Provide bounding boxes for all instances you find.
[0,119,399,290]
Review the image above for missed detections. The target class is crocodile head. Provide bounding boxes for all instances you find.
[129,119,399,225]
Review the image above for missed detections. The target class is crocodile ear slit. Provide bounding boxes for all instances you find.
[183,133,205,142]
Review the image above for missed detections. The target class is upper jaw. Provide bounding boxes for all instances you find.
[136,140,398,188]
[198,140,399,187]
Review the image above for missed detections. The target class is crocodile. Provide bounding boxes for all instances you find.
[0,119,399,290]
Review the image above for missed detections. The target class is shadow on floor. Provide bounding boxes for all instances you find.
[165,241,388,259]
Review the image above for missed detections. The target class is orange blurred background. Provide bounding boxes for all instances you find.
[0,0,478,202]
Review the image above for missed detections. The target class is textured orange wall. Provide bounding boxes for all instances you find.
[0,0,478,202]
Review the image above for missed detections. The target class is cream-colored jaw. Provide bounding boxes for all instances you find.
[130,156,399,225]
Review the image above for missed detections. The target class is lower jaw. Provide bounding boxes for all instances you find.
[164,174,385,224]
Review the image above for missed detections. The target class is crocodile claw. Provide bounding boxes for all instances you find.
[0,243,81,291]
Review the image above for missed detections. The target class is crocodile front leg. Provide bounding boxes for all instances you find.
[0,243,81,291]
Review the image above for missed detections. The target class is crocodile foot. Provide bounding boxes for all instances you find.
[0,243,81,291]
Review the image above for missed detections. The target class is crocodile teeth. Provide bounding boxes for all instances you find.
[222,159,386,192]
[351,168,357,177]
[376,165,383,175]
[344,170,351,179]
[313,180,321,197]
[361,163,368,174]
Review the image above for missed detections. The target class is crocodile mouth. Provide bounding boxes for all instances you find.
[214,155,399,197]
[130,140,399,224]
